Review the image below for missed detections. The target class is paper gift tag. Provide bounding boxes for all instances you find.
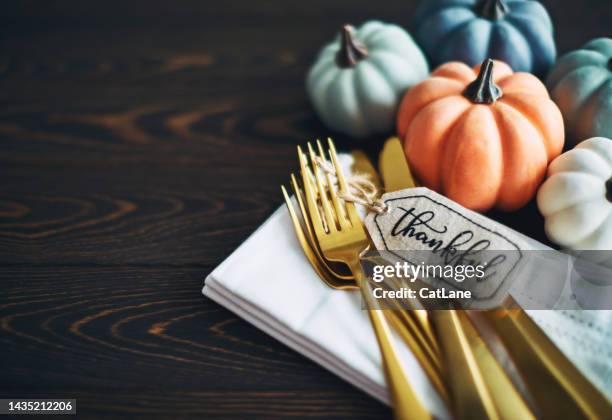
[364,187,529,309]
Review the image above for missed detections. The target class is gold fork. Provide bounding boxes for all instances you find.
[311,147,440,361]
[296,139,430,420]
[282,182,447,401]
[290,165,442,373]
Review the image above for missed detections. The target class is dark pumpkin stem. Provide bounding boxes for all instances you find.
[606,177,612,203]
[335,25,368,68]
[477,0,509,20]
[463,59,503,104]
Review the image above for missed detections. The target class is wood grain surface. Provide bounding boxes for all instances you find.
[1,1,610,418]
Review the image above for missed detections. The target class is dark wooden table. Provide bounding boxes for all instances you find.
[1,1,609,418]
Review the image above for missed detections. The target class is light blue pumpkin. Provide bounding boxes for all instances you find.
[547,38,612,146]
[307,21,428,138]
[412,0,556,78]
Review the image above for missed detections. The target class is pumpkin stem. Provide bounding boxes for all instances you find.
[477,0,509,20]
[463,59,503,104]
[335,25,368,68]
[606,177,612,203]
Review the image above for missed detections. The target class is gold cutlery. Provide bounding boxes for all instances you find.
[377,138,440,367]
[282,150,446,403]
[294,139,431,419]
[299,148,442,371]
[379,136,611,418]
[282,137,610,418]
[352,149,384,192]
[459,310,538,418]
[281,185,447,402]
[379,137,534,419]
[482,306,612,418]
[378,136,417,193]
[285,138,530,418]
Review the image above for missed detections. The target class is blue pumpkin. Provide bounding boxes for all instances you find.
[547,38,612,146]
[412,0,556,78]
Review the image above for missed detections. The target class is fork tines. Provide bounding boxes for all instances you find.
[297,139,360,236]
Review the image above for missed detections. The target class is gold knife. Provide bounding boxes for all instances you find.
[482,306,612,418]
[380,137,612,417]
[378,136,417,191]
[351,148,447,399]
[377,138,437,350]
[378,137,535,419]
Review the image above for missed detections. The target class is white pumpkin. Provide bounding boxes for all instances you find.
[307,21,429,138]
[537,137,612,251]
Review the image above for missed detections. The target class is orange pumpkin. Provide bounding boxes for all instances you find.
[397,59,564,212]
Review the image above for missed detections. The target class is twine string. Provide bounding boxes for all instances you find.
[314,156,388,214]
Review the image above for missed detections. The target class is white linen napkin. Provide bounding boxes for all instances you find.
[203,156,611,412]
[204,204,449,418]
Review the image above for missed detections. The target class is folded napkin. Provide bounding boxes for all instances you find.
[203,156,611,413]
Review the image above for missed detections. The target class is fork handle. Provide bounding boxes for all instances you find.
[354,265,431,420]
